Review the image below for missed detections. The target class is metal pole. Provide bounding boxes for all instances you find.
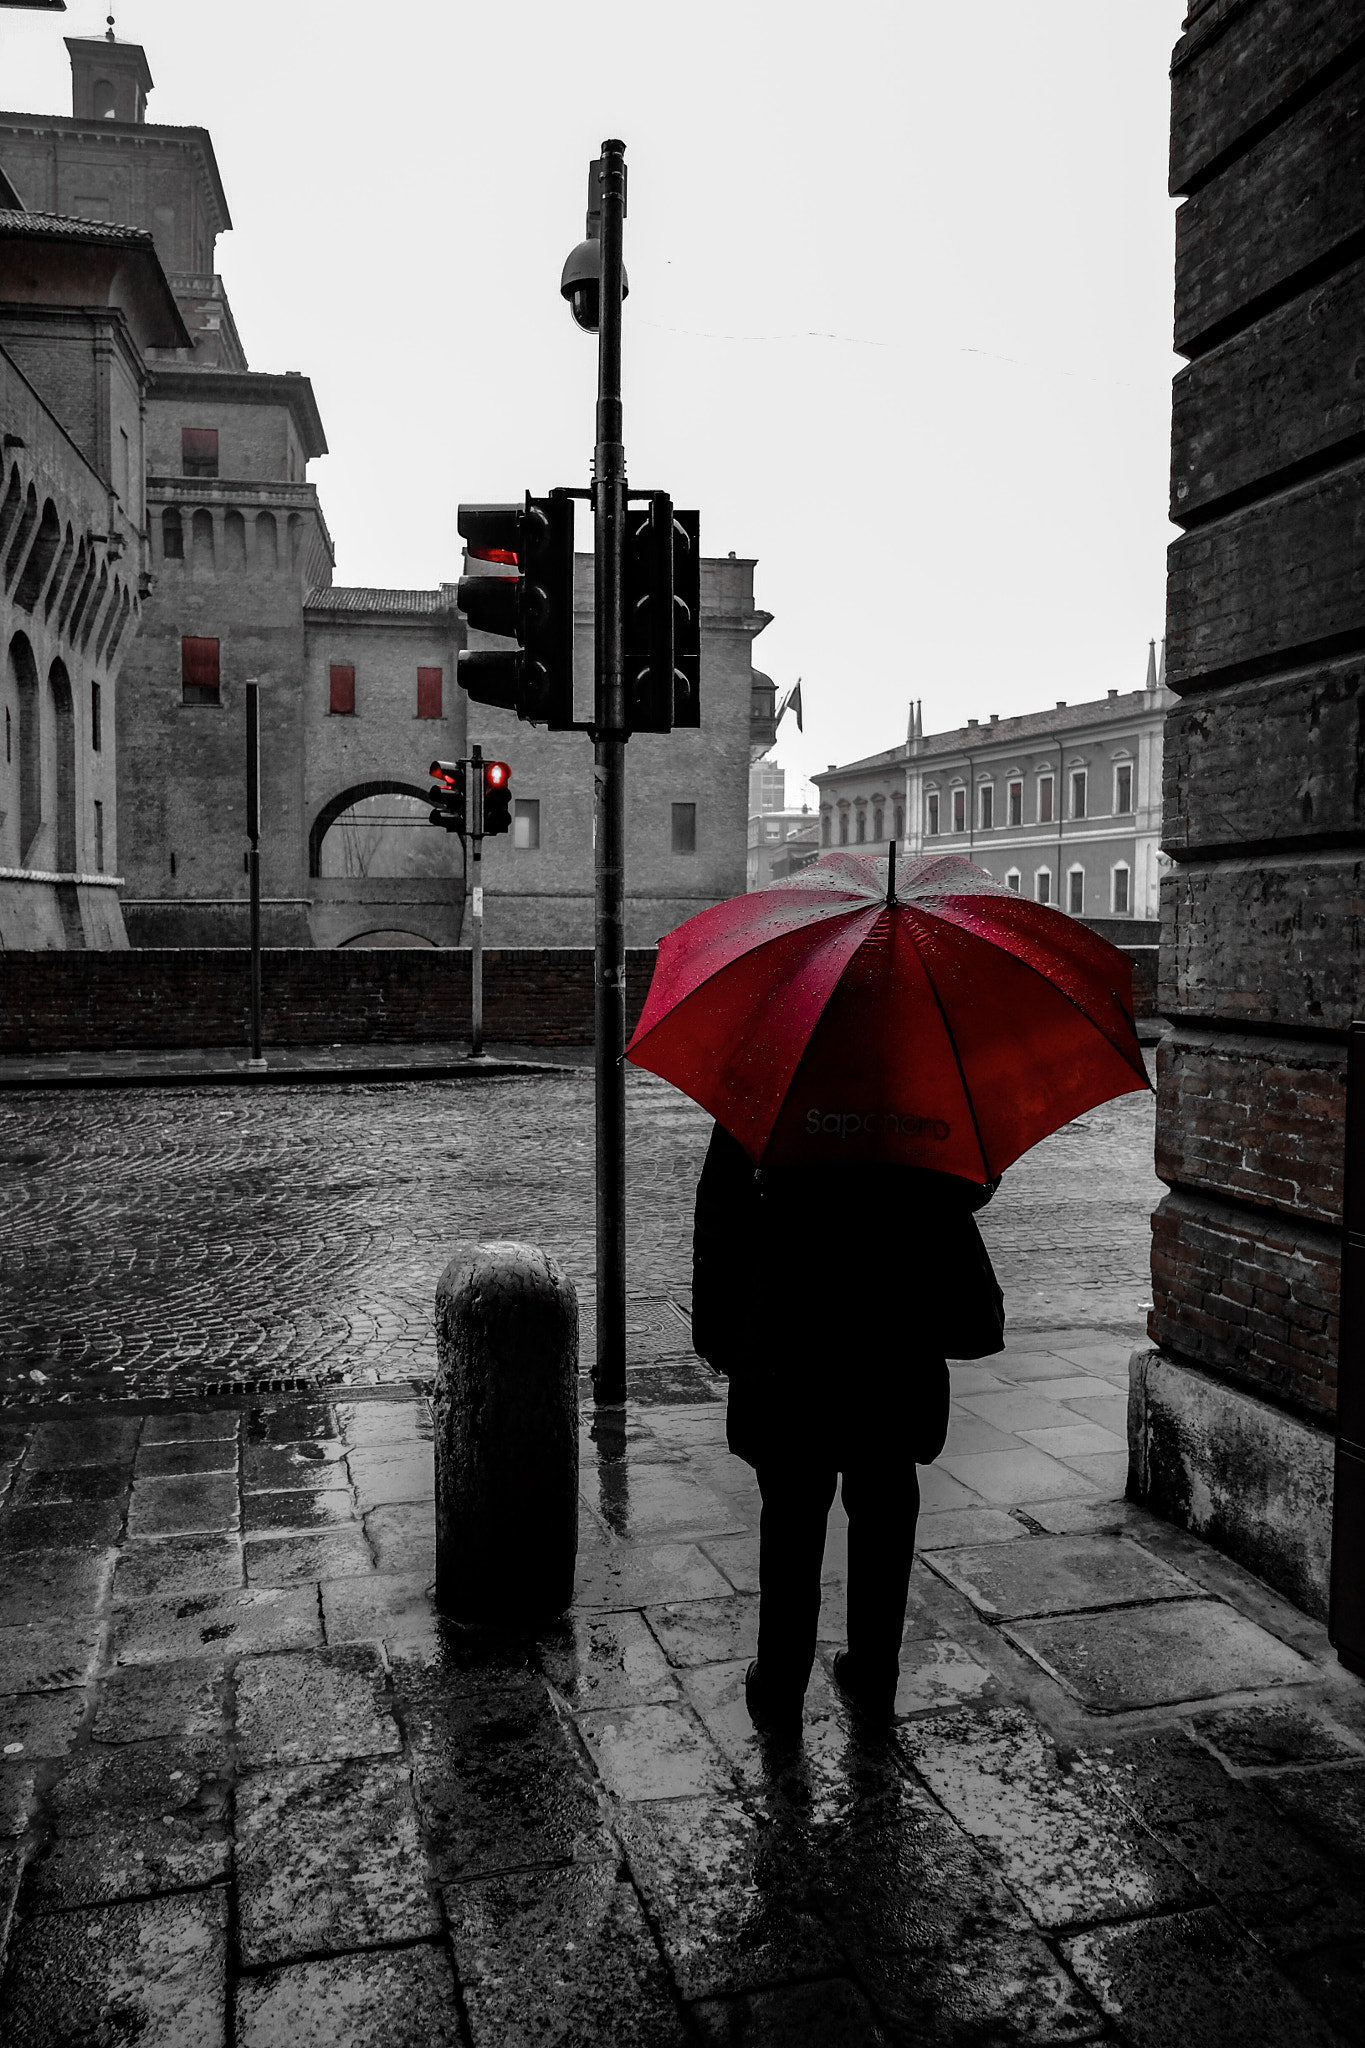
[470,743,485,1060]
[245,678,266,1074]
[594,137,628,1405]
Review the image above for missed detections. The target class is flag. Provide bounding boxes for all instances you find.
[776,678,804,732]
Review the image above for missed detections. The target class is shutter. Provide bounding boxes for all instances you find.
[329,663,355,715]
[181,635,220,695]
[181,427,219,477]
[416,666,442,719]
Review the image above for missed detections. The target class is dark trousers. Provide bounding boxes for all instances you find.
[751,1360,951,1700]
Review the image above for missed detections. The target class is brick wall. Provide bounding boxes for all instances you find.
[0,947,662,1054]
[1152,0,1365,1429]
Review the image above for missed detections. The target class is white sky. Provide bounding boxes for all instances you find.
[1,0,1186,795]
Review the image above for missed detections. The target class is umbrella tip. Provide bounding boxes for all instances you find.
[886,838,897,907]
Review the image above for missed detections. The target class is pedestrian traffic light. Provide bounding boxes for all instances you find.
[428,759,466,835]
[482,759,512,836]
[623,495,701,734]
[457,494,575,729]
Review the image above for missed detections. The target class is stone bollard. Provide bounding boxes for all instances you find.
[433,1241,579,1623]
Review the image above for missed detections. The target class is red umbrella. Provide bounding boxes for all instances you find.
[626,849,1150,1184]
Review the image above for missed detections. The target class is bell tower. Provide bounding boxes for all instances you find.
[65,23,153,126]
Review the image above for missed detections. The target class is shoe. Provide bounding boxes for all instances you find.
[832,1650,897,1727]
[744,1660,804,1738]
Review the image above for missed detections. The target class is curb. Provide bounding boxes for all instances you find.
[0,1056,581,1092]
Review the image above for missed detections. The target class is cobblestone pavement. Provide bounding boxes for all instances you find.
[0,1060,1159,1400]
[2,1362,1363,2046]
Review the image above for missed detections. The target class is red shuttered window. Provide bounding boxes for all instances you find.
[329,663,356,715]
[181,427,219,479]
[416,666,442,719]
[181,635,220,704]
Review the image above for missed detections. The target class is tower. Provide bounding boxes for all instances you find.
[65,31,153,126]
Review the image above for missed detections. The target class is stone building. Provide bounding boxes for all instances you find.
[1130,0,1365,1638]
[0,32,769,951]
[813,649,1172,924]
[0,207,184,947]
[746,761,819,890]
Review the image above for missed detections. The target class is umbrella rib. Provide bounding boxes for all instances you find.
[923,904,1152,1091]
[894,915,992,1184]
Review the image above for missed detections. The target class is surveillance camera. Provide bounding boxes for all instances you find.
[559,236,627,333]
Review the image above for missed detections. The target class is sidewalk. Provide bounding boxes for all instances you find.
[0,1042,588,1091]
[2,1332,1363,2045]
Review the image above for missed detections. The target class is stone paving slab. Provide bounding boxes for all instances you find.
[235,1944,464,2048]
[924,1532,1202,1620]
[1007,1597,1315,1712]
[1,1889,230,2047]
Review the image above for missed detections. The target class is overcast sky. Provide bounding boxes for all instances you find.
[2,0,1186,797]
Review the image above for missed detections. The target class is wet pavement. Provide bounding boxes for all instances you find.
[2,1349,1364,2042]
[5,1054,1362,2041]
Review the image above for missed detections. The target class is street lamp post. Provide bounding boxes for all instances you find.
[245,677,266,1075]
[591,140,629,1406]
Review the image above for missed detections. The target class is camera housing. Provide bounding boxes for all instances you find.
[559,237,628,333]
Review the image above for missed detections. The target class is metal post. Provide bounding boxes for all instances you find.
[245,678,266,1074]
[593,137,628,1405]
[470,743,485,1061]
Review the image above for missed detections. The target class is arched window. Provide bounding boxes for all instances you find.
[893,803,904,840]
[855,809,866,844]
[872,803,884,841]
[839,811,849,846]
[821,812,831,846]
[93,79,117,119]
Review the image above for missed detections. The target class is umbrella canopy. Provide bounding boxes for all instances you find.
[626,850,1150,1184]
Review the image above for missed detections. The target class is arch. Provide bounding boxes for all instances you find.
[0,464,23,557]
[893,802,905,841]
[48,659,76,872]
[105,585,133,664]
[4,483,38,592]
[225,508,246,570]
[44,522,75,621]
[821,812,831,846]
[308,779,438,879]
[191,508,215,575]
[162,506,184,561]
[93,78,117,119]
[15,499,62,612]
[10,633,40,863]
[339,929,439,949]
[255,510,278,569]
[288,513,304,567]
[61,541,95,638]
[80,564,108,652]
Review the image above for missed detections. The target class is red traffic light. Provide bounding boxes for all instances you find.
[484,760,510,789]
[430,760,461,789]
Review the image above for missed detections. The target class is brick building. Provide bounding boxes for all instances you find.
[0,32,770,953]
[0,206,184,948]
[1130,0,1365,1630]
[814,648,1172,923]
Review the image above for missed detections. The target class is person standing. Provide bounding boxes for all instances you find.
[691,1122,1004,1732]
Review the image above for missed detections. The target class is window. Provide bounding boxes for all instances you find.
[513,798,540,850]
[1006,868,1021,892]
[856,809,866,843]
[181,427,219,480]
[872,803,883,841]
[1036,869,1051,905]
[1008,779,1022,826]
[926,792,940,836]
[1115,762,1133,814]
[119,427,131,507]
[839,811,849,845]
[1038,774,1054,824]
[1113,864,1131,915]
[93,78,117,120]
[979,784,994,830]
[181,634,220,705]
[671,801,696,854]
[162,507,184,561]
[93,799,104,873]
[329,663,355,715]
[821,813,831,846]
[416,666,442,719]
[764,820,781,841]
[1068,866,1084,914]
[90,679,101,752]
[4,706,9,762]
[952,787,966,833]
[893,803,904,840]
[1071,770,1087,819]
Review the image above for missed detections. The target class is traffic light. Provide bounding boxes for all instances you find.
[623,496,701,734]
[482,759,512,836]
[457,494,575,729]
[428,758,466,835]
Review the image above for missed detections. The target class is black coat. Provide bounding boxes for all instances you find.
[691,1124,1004,1467]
